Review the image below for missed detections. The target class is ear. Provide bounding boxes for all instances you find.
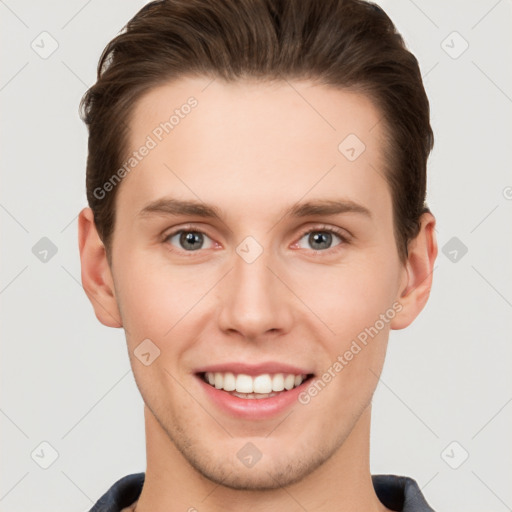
[78,207,123,328]
[390,211,438,330]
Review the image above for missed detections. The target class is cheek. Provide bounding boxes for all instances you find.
[305,263,395,412]
[296,253,399,339]
[112,250,192,342]
[116,245,202,309]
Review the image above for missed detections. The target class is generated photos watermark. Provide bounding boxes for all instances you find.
[93,96,198,200]
[298,301,403,405]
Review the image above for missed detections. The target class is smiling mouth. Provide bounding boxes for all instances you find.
[198,371,315,399]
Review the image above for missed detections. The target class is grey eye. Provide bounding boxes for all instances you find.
[166,230,214,251]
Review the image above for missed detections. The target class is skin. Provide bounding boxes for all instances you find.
[78,77,437,512]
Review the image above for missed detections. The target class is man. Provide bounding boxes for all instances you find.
[78,0,438,510]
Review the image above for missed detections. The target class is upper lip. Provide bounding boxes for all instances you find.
[194,362,314,376]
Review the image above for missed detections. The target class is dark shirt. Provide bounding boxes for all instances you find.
[89,472,436,511]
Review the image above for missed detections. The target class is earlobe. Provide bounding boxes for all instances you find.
[390,212,438,330]
[78,207,123,328]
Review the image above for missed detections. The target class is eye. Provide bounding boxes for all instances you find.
[163,227,215,253]
[162,224,350,256]
[295,225,349,252]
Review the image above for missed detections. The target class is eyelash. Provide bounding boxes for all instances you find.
[162,223,350,256]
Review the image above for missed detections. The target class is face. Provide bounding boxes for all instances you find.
[105,77,408,489]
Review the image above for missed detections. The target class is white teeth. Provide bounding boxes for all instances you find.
[272,373,285,391]
[235,374,253,393]
[203,371,308,394]
[253,374,272,394]
[284,374,295,390]
[223,372,236,391]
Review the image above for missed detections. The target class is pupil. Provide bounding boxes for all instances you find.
[182,232,202,250]
[311,232,331,250]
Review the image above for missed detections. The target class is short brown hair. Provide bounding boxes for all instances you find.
[80,0,433,264]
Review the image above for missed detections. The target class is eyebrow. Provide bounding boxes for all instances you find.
[139,198,224,220]
[285,199,372,219]
[138,197,372,220]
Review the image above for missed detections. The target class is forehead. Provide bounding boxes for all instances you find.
[130,77,384,151]
[117,76,390,223]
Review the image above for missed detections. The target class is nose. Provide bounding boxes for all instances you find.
[217,243,294,341]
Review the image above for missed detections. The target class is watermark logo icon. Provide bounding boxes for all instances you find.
[32,237,58,263]
[442,236,468,263]
[31,31,59,59]
[31,441,59,469]
[441,31,469,59]
[134,338,161,366]
[236,236,263,264]
[338,133,366,161]
[237,442,262,468]
[441,441,469,469]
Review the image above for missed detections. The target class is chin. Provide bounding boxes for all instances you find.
[190,455,321,491]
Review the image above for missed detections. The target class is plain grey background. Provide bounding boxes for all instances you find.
[1,1,511,511]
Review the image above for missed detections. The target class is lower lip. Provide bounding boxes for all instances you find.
[196,374,312,420]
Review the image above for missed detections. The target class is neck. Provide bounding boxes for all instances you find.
[133,404,388,512]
